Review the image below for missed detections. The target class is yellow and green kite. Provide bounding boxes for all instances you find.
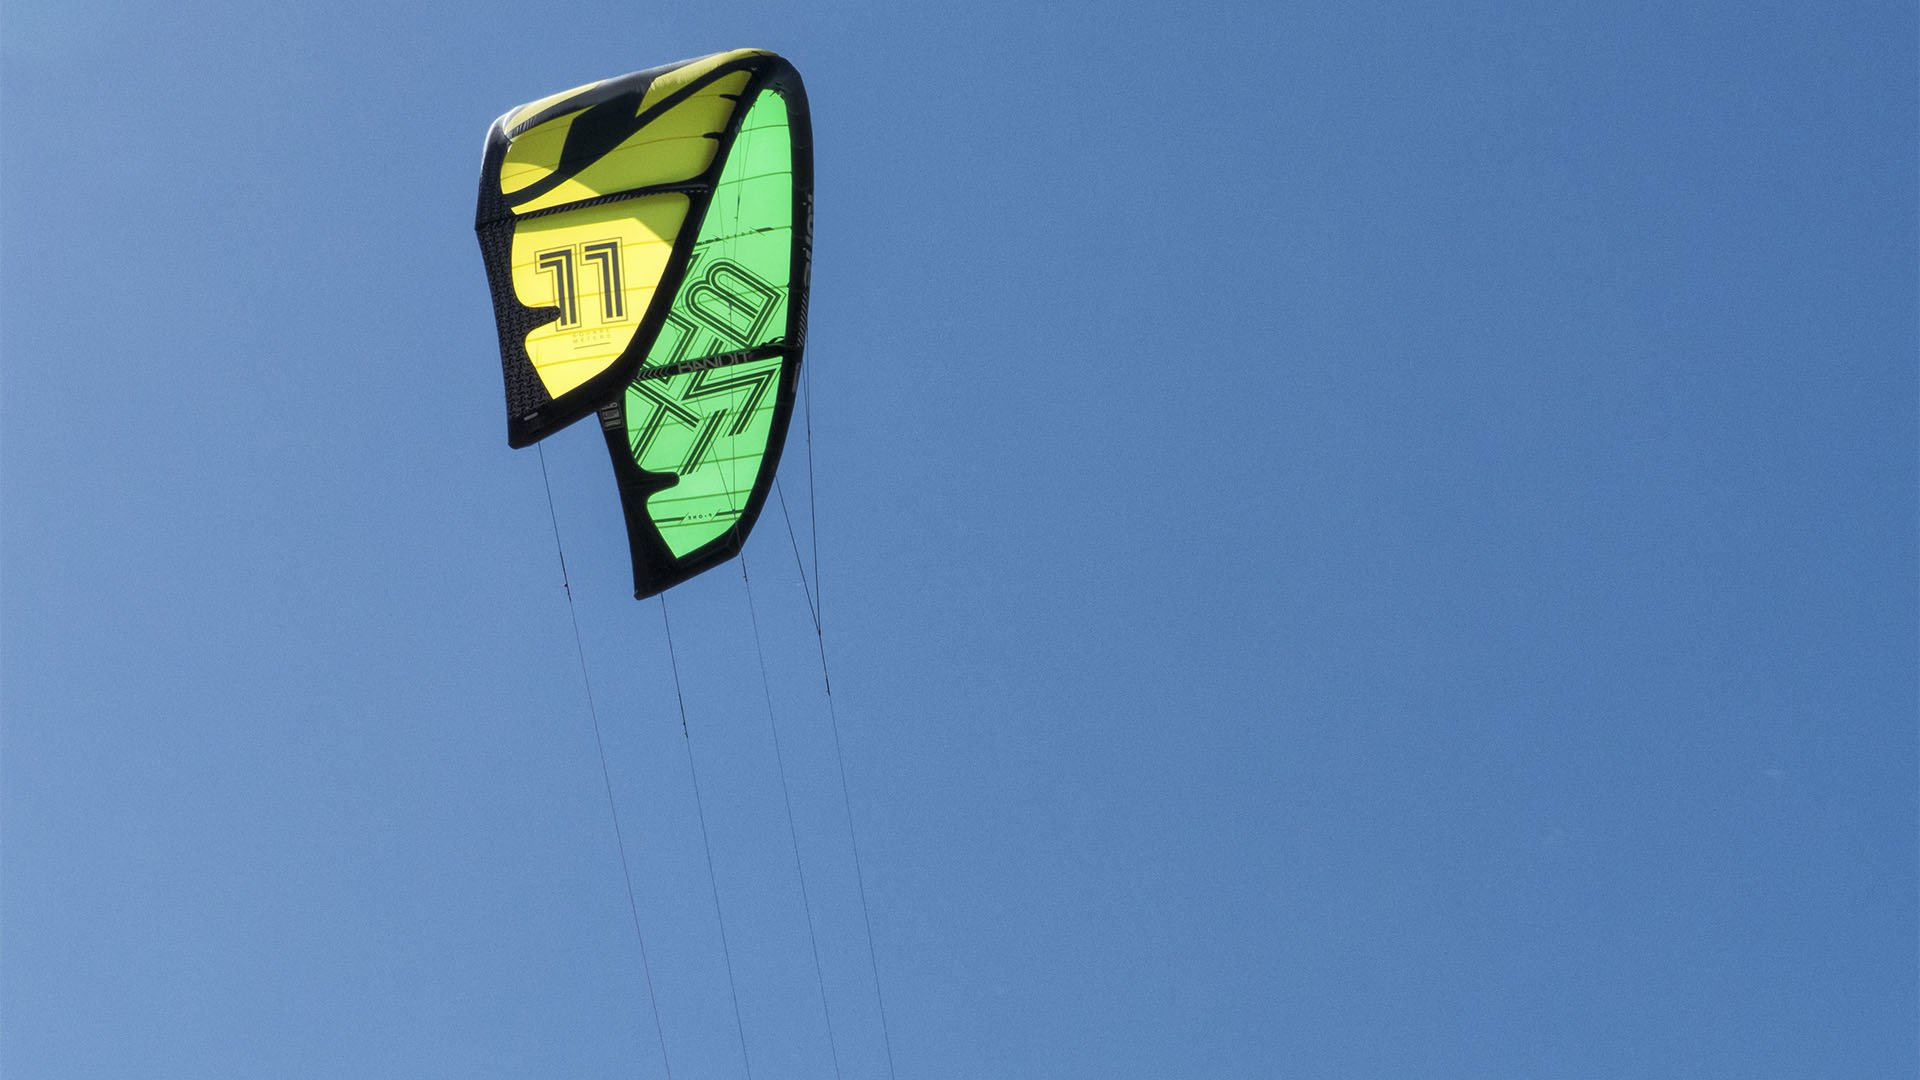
[475,49,812,598]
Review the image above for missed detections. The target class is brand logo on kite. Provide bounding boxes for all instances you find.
[619,255,792,470]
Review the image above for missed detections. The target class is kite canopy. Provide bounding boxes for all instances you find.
[476,50,812,598]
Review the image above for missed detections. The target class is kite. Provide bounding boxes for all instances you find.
[475,49,812,598]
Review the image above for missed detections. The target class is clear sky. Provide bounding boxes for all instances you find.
[3,1,1914,1077]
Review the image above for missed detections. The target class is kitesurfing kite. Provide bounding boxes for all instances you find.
[475,49,813,598]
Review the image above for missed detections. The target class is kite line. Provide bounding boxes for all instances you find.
[656,592,757,1080]
[775,366,899,1080]
[537,444,674,1079]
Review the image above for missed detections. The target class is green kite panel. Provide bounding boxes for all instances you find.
[599,83,811,598]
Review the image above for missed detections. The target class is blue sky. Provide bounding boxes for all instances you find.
[3,1,1914,1077]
